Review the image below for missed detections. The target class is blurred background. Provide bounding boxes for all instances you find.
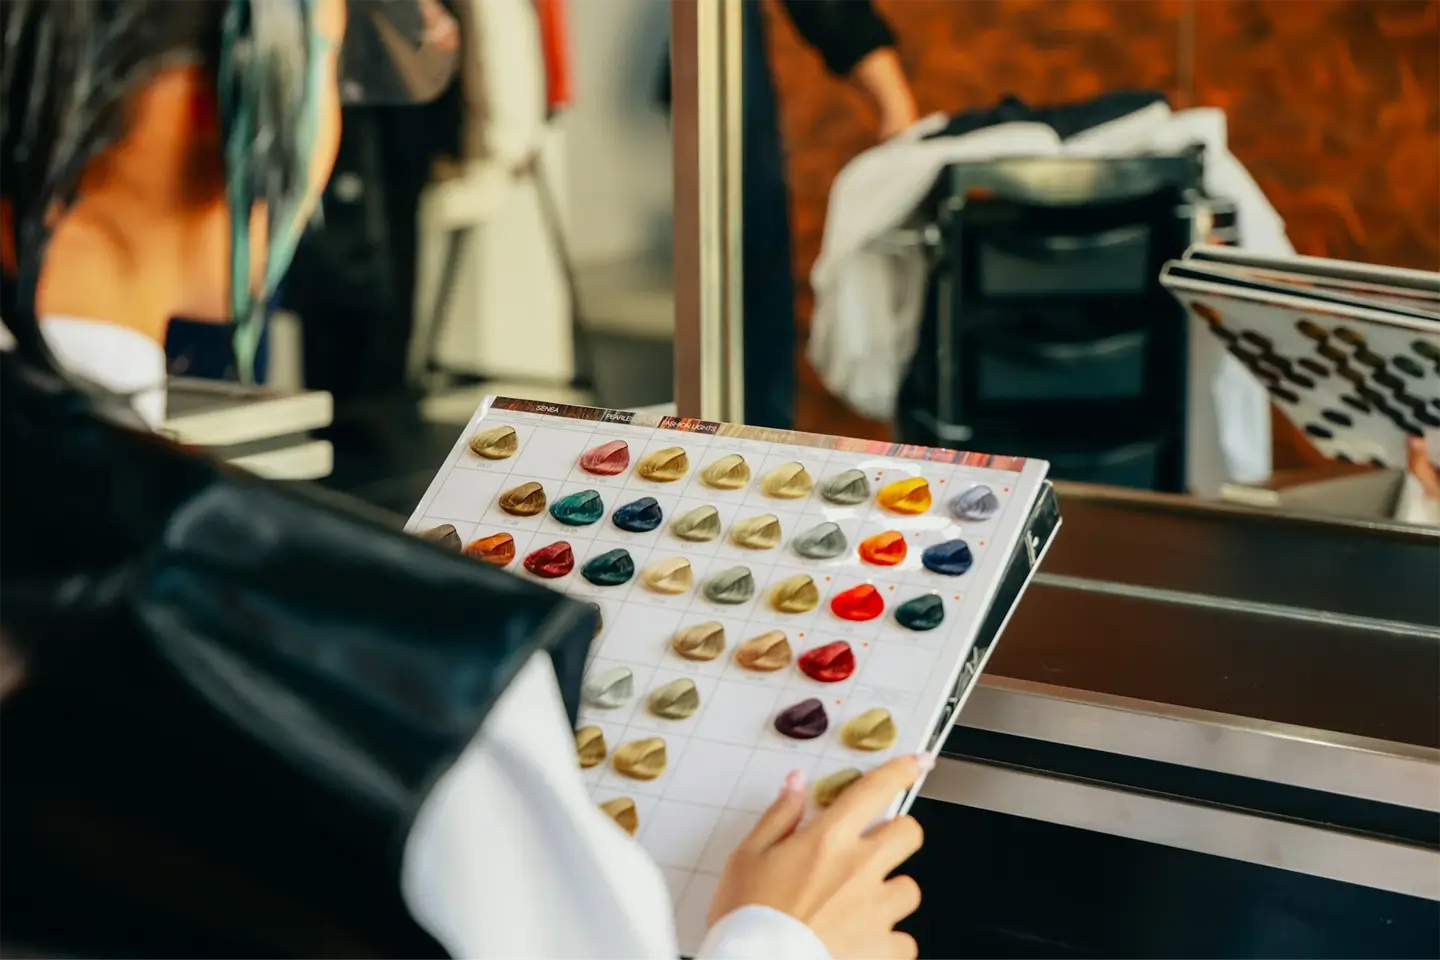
[172,0,1438,514]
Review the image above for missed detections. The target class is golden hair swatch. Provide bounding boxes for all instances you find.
[672,622,726,661]
[613,737,668,780]
[701,453,751,490]
[469,425,518,460]
[576,726,608,768]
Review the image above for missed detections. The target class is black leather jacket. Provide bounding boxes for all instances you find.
[0,352,596,957]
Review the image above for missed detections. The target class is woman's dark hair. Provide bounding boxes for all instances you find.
[0,0,228,369]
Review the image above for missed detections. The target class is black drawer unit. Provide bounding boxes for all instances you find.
[896,149,1238,493]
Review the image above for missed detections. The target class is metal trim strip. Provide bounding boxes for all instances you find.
[919,758,1440,901]
[960,677,1440,812]
[1032,572,1440,640]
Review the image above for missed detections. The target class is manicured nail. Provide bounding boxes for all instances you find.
[782,769,805,795]
[913,753,936,773]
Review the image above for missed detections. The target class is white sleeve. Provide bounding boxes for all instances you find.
[39,317,168,428]
[401,652,679,959]
[400,653,835,960]
[696,906,832,960]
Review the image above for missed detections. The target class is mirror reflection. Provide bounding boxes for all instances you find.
[747,0,1438,525]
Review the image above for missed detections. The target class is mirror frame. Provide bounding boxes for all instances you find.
[670,0,745,422]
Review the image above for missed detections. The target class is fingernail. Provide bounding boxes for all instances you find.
[781,769,805,795]
[913,753,936,773]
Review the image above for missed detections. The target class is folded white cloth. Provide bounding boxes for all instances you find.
[806,102,1283,494]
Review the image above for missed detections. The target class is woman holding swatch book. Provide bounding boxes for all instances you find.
[0,1,927,957]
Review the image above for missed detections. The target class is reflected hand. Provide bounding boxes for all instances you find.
[1406,436,1440,499]
[707,755,930,960]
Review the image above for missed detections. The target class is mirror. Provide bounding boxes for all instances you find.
[674,0,1439,525]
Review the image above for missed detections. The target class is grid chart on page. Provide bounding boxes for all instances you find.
[404,397,1052,952]
[1179,291,1440,470]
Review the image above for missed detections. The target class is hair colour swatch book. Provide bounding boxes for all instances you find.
[405,398,1060,951]
[1163,247,1440,469]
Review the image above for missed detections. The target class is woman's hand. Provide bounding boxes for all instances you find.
[708,755,931,960]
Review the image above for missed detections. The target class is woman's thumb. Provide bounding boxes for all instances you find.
[739,770,807,854]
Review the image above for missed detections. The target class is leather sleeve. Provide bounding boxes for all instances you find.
[777,0,896,77]
[0,353,596,957]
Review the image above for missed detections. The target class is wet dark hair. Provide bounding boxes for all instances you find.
[0,0,318,384]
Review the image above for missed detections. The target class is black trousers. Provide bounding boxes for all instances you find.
[286,102,453,406]
[740,0,798,430]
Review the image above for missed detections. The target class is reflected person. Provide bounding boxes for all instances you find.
[745,0,917,430]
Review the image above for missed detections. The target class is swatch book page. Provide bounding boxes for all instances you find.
[404,397,1052,950]
[1163,252,1440,469]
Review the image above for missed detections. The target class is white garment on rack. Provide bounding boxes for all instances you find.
[806,103,1285,495]
[8,315,831,960]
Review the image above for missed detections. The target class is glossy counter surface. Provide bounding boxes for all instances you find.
[919,482,1440,912]
[977,484,1439,751]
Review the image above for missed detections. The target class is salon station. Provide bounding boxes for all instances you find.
[156,1,1435,957]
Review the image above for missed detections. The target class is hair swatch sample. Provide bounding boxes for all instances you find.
[812,767,863,808]
[950,484,1000,521]
[672,622,726,661]
[647,678,701,720]
[582,667,634,708]
[469,425,518,460]
[417,523,462,551]
[576,726,608,768]
[819,468,871,506]
[702,453,752,490]
[793,521,848,560]
[858,530,907,567]
[613,737,668,780]
[734,630,793,671]
[895,594,944,631]
[703,566,756,605]
[774,698,829,740]
[580,439,631,476]
[830,584,885,622]
[465,532,516,567]
[642,557,694,594]
[612,496,664,533]
[599,797,639,835]
[550,489,605,526]
[731,514,783,550]
[524,541,575,578]
[769,574,821,614]
[877,477,932,515]
[581,548,635,587]
[841,709,898,751]
[798,641,857,683]
[671,505,722,542]
[637,446,690,482]
[761,462,814,499]
[498,481,547,517]
[921,539,973,576]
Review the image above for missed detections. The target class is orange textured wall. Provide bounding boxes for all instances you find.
[764,0,1440,460]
